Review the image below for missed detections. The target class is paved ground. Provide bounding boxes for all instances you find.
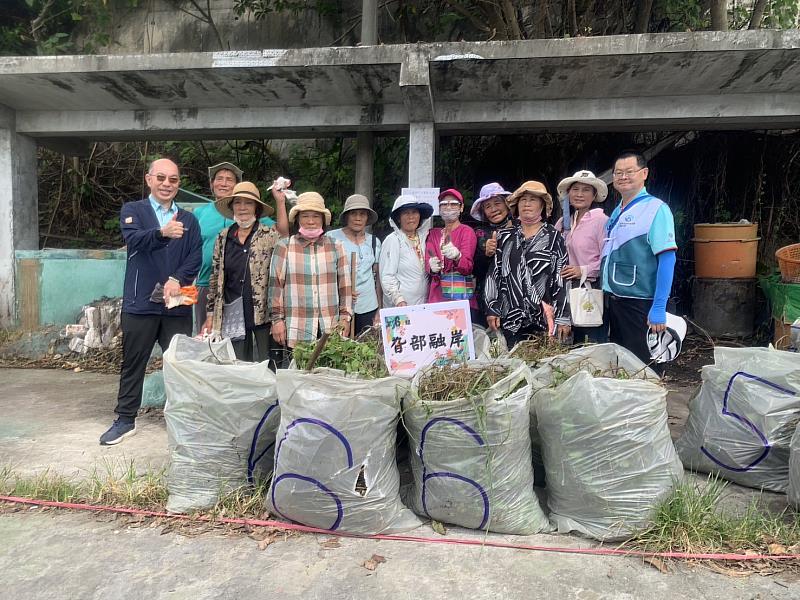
[1,367,798,599]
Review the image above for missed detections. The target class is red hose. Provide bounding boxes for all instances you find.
[2,494,797,562]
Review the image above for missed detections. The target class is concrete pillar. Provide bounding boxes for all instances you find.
[0,106,39,327]
[354,131,374,202]
[354,1,378,206]
[408,122,436,187]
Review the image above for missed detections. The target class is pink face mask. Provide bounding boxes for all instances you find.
[299,226,324,240]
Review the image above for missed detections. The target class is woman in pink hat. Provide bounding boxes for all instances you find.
[554,170,609,344]
[425,188,478,311]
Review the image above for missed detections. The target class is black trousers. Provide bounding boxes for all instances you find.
[231,325,270,363]
[115,312,192,421]
[607,295,664,376]
[501,325,545,350]
[354,309,377,337]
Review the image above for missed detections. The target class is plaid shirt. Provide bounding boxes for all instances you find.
[269,234,353,348]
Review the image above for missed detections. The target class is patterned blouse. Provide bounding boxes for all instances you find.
[484,223,571,333]
[207,223,281,334]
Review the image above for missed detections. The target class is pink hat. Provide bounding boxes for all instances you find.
[438,188,464,203]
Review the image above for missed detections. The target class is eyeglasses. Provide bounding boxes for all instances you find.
[150,173,180,184]
[439,201,461,207]
[612,168,645,179]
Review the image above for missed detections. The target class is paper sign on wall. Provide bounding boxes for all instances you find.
[401,187,440,216]
[379,300,475,377]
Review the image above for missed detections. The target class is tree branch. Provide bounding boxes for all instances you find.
[748,0,768,29]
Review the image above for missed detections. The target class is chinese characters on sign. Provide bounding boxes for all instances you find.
[379,300,475,377]
[401,187,441,216]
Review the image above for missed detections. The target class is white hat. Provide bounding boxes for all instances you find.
[556,170,608,202]
[647,313,687,363]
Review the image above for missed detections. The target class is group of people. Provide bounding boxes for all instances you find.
[100,150,677,446]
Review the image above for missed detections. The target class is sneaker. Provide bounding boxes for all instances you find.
[99,419,137,446]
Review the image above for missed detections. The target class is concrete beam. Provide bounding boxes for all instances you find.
[15,104,409,139]
[408,122,435,187]
[433,93,800,133]
[0,107,39,327]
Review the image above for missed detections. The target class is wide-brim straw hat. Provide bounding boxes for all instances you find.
[556,170,608,202]
[288,191,332,226]
[507,180,553,217]
[470,182,512,221]
[216,181,274,219]
[207,161,243,183]
[340,194,378,226]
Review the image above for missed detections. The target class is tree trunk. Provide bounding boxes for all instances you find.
[709,0,728,31]
[634,0,654,33]
[748,0,768,29]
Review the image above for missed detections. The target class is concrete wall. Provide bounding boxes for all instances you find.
[79,0,361,54]
[15,250,126,330]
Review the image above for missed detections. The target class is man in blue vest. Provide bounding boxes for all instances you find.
[601,151,677,374]
[100,158,201,445]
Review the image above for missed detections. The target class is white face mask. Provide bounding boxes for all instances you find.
[440,207,461,223]
[235,217,257,229]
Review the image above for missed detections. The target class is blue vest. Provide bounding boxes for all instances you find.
[601,192,665,299]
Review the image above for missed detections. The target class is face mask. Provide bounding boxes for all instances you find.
[235,217,257,229]
[440,207,461,222]
[299,226,324,240]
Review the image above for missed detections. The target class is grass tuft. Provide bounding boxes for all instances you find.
[628,475,800,555]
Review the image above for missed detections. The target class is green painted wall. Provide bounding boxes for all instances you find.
[15,249,126,326]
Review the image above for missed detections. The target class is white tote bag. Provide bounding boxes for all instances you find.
[569,274,603,327]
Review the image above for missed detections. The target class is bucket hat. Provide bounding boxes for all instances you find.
[470,182,512,221]
[340,194,378,227]
[215,181,274,219]
[647,313,687,364]
[507,180,553,217]
[208,162,243,183]
[556,170,608,202]
[288,191,332,226]
[390,197,434,227]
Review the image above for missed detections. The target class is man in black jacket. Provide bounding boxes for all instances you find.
[100,158,201,445]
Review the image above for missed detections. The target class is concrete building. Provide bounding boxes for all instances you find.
[1,31,799,327]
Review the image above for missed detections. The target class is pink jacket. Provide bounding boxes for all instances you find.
[425,224,478,308]
[554,208,609,281]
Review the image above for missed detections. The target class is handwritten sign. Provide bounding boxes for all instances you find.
[379,300,475,377]
[401,187,440,216]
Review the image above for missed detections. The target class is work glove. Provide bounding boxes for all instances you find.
[428,256,442,273]
[441,242,461,261]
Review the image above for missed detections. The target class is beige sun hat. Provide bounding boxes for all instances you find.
[288,191,332,226]
[556,170,608,202]
[507,180,553,217]
[215,181,274,219]
[207,162,243,183]
[340,194,378,226]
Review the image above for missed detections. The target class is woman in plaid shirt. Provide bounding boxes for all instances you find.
[268,192,353,351]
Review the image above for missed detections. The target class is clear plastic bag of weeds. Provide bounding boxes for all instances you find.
[163,335,279,514]
[403,359,550,535]
[528,343,662,492]
[534,358,683,541]
[676,347,800,493]
[789,424,800,508]
[267,368,421,534]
